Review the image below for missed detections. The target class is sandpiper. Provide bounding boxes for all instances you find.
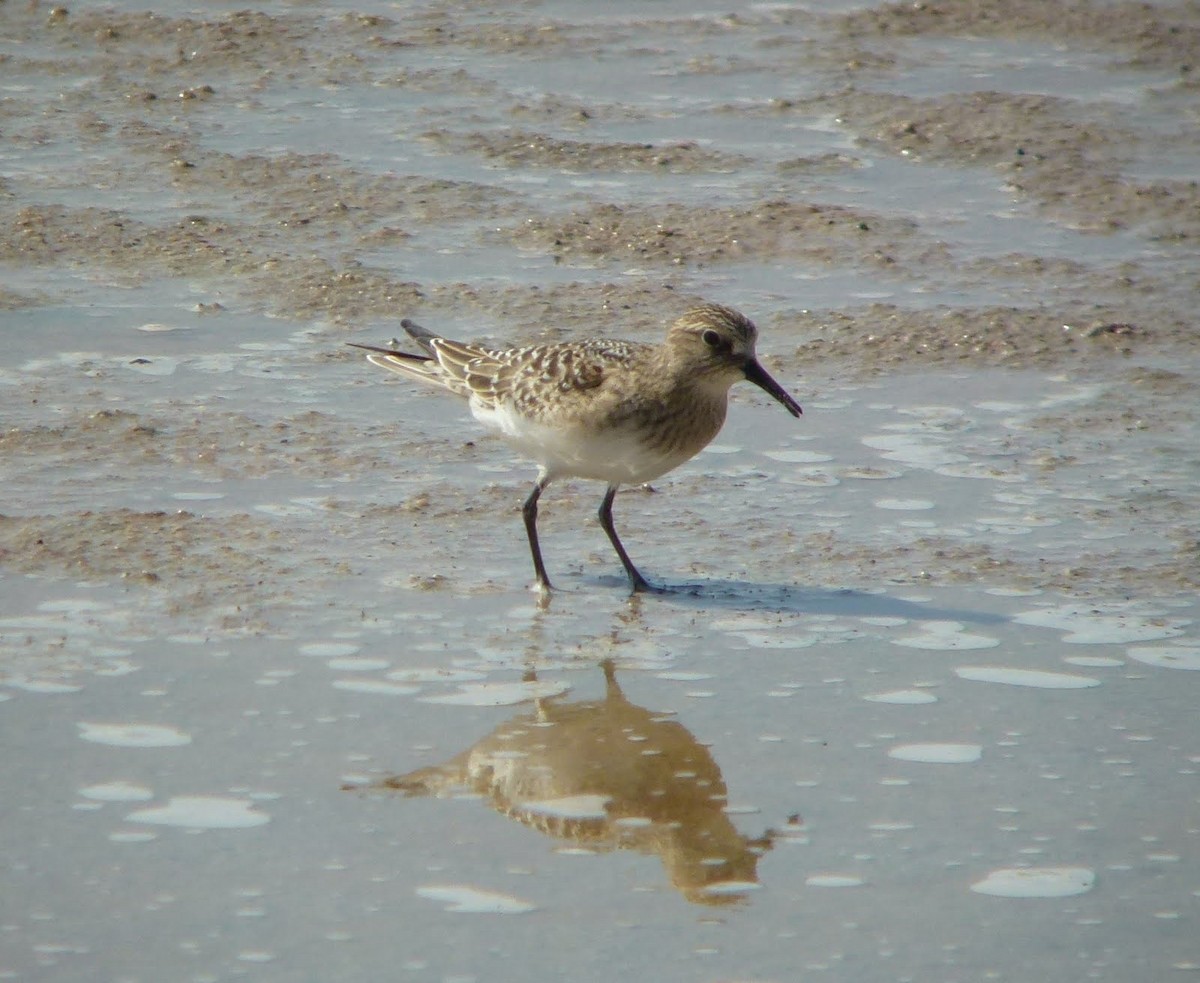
[350,303,802,593]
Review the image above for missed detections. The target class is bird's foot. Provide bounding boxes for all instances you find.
[531,577,555,606]
[628,575,667,596]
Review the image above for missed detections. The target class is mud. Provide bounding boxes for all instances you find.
[3,0,1198,603]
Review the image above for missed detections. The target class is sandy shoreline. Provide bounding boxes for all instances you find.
[2,5,1199,981]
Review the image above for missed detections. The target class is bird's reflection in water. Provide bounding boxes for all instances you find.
[361,660,776,905]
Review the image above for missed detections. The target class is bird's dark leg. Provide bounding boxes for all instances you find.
[598,484,660,594]
[523,477,554,592]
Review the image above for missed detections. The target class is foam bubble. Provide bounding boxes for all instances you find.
[862,434,967,467]
[327,658,390,672]
[126,796,271,829]
[79,782,154,802]
[38,598,111,613]
[893,622,1000,651]
[874,498,935,511]
[108,830,158,843]
[387,668,487,683]
[78,723,192,748]
[762,449,834,463]
[863,690,938,705]
[1064,656,1124,668]
[888,743,982,764]
[331,679,419,696]
[298,642,361,658]
[955,667,1101,689]
[735,632,819,650]
[521,795,611,820]
[806,875,865,888]
[1126,646,1200,671]
[7,679,82,694]
[420,680,570,706]
[415,885,536,914]
[971,866,1095,898]
[1015,606,1186,644]
[701,880,762,896]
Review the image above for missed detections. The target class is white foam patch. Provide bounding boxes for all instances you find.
[415,885,536,914]
[955,667,1101,689]
[79,782,154,802]
[1064,656,1124,668]
[734,631,819,650]
[780,471,840,487]
[888,743,982,764]
[327,657,390,672]
[108,830,158,843]
[711,614,796,632]
[38,598,111,613]
[420,680,570,706]
[172,491,226,501]
[1014,606,1187,644]
[862,434,967,467]
[841,466,903,480]
[1126,646,1200,671]
[806,875,865,888]
[331,679,420,696]
[701,880,762,896]
[126,796,271,829]
[863,690,938,705]
[762,449,834,463]
[387,668,488,683]
[975,401,1028,412]
[722,804,761,816]
[520,795,610,820]
[874,498,935,511]
[6,679,82,694]
[656,671,715,682]
[892,622,1000,651]
[936,462,1026,483]
[78,723,192,748]
[971,867,1095,898]
[298,642,361,658]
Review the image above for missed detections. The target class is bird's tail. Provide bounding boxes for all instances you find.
[400,318,440,355]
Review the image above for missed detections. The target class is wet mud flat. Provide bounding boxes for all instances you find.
[2,2,1199,982]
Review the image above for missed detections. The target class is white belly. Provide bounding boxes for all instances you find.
[471,401,698,485]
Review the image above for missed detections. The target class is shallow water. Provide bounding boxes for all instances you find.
[2,1,1198,981]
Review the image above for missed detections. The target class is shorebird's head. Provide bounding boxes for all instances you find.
[669,304,803,418]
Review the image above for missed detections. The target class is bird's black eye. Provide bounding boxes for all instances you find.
[702,329,722,348]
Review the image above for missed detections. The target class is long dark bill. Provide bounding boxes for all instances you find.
[346,341,430,362]
[744,358,803,418]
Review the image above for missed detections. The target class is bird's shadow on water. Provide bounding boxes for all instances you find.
[584,575,1008,626]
